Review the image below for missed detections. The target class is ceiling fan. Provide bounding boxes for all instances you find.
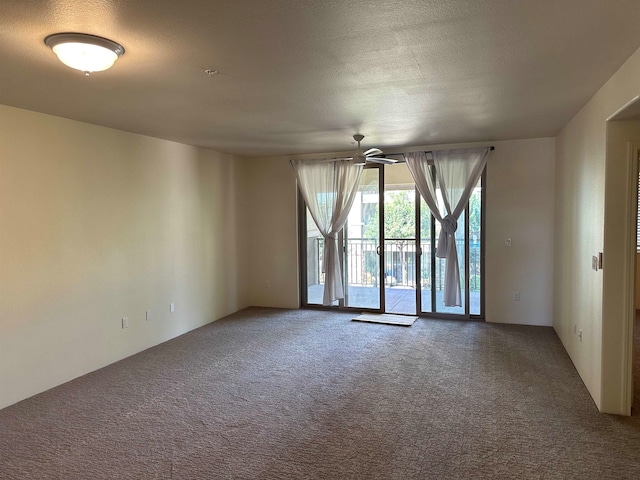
[348,134,396,165]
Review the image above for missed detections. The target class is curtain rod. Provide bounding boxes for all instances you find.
[292,146,495,164]
[423,146,494,154]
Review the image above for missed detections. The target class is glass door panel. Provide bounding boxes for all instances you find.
[383,163,417,315]
[420,197,433,312]
[305,207,332,305]
[344,168,381,310]
[469,178,482,315]
[420,167,483,318]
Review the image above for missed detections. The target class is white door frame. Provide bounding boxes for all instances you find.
[621,142,639,413]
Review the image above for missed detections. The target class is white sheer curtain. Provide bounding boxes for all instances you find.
[292,159,363,306]
[405,148,489,306]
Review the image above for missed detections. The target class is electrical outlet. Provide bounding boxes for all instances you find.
[122,317,129,329]
[170,303,175,313]
[578,329,583,341]
[266,280,270,288]
[513,291,520,301]
[146,310,152,321]
[505,237,512,247]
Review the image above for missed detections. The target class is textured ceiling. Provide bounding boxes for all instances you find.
[1,0,640,157]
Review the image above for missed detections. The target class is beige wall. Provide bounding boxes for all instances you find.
[485,138,555,326]
[241,157,300,308]
[0,105,248,409]
[554,45,640,414]
[243,138,556,327]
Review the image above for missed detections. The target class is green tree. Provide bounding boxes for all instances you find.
[363,190,415,239]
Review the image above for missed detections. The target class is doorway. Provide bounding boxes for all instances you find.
[300,159,484,320]
[634,146,640,414]
[381,164,418,314]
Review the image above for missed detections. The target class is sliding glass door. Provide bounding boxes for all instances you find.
[299,160,484,320]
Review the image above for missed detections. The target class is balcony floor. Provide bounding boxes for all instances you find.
[307,284,481,316]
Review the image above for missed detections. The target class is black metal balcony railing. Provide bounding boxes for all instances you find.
[312,237,481,292]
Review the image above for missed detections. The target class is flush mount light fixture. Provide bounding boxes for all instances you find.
[44,33,124,75]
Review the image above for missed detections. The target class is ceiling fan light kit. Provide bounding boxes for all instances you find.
[44,33,124,75]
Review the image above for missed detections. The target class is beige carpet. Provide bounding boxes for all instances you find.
[1,307,640,479]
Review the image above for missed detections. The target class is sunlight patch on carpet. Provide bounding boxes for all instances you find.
[352,313,417,326]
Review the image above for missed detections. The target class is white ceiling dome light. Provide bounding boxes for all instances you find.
[44,33,124,75]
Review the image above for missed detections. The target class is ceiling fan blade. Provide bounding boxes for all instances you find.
[364,148,383,156]
[366,157,397,165]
